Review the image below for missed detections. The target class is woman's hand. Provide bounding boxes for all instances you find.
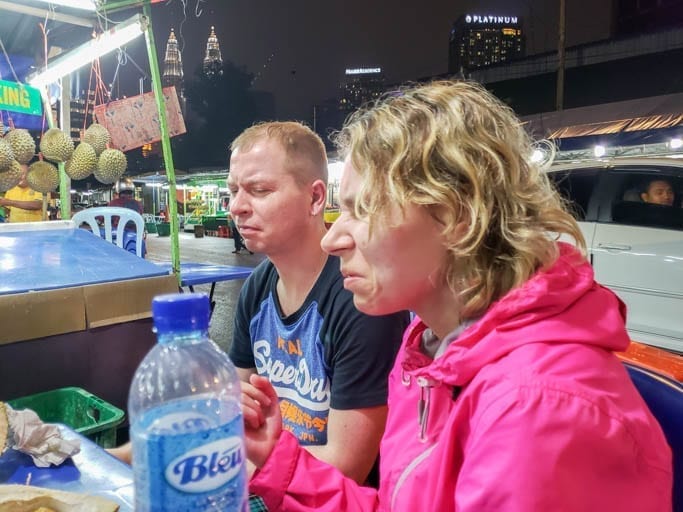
[242,374,282,469]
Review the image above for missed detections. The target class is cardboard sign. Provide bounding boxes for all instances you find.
[93,86,186,152]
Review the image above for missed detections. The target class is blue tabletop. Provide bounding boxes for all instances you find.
[156,262,254,287]
[0,425,133,510]
[0,223,169,295]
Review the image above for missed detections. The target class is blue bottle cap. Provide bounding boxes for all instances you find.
[152,292,210,333]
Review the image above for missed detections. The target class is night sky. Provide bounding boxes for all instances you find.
[133,0,612,120]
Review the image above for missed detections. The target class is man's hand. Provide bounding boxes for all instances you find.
[243,374,282,469]
[241,376,273,429]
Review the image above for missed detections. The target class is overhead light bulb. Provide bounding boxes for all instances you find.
[593,145,606,158]
[530,149,545,163]
[27,14,147,88]
[670,138,683,149]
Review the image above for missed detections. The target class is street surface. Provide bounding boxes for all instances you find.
[145,231,264,352]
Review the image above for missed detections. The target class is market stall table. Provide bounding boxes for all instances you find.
[0,424,267,511]
[0,221,178,413]
[0,222,166,295]
[155,262,254,310]
[0,425,134,511]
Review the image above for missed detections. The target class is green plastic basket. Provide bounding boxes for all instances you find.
[8,387,125,448]
[156,222,171,237]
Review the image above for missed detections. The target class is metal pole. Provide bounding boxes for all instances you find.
[59,75,72,220]
[38,86,68,221]
[100,0,146,13]
[556,0,566,111]
[143,1,181,279]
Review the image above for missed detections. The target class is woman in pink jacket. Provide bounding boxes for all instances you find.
[241,81,673,511]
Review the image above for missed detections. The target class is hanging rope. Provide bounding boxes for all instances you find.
[83,57,97,131]
[39,21,50,136]
[195,0,206,18]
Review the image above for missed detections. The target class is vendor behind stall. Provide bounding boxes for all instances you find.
[0,164,42,223]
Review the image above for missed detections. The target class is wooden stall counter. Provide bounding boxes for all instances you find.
[0,221,178,413]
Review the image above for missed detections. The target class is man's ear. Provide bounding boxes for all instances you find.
[640,192,648,202]
[310,179,327,216]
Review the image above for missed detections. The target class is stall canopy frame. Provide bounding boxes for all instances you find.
[7,0,182,279]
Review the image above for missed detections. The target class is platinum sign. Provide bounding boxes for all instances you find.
[465,15,518,24]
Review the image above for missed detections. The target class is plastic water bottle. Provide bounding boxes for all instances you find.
[129,293,247,512]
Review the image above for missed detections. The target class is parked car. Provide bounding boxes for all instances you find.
[547,156,683,353]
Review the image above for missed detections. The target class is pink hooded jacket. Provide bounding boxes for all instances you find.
[250,244,673,511]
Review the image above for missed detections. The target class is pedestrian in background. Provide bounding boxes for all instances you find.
[229,214,251,254]
[241,81,672,511]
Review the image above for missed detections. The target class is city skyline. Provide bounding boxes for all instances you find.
[152,0,613,120]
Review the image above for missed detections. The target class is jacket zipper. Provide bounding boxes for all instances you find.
[391,374,440,508]
[391,443,437,509]
[416,377,436,442]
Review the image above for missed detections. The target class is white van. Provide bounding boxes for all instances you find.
[547,157,683,353]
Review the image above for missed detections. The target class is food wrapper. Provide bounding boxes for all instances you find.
[0,402,80,467]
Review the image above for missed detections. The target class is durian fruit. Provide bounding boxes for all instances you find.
[0,160,22,191]
[94,148,127,184]
[27,160,59,193]
[82,123,111,156]
[39,128,74,163]
[6,128,36,164]
[0,139,14,171]
[65,142,97,180]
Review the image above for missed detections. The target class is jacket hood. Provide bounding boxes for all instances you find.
[403,243,630,386]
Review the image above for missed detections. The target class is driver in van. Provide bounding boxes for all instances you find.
[640,178,675,207]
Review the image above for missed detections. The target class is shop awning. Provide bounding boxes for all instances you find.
[522,92,683,139]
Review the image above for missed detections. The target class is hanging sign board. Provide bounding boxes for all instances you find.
[0,80,42,116]
[93,86,186,152]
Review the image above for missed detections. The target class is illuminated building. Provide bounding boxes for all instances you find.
[203,26,223,78]
[338,67,386,112]
[162,28,184,99]
[68,93,95,142]
[448,14,524,73]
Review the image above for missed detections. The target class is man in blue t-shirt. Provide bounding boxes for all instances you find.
[228,121,409,484]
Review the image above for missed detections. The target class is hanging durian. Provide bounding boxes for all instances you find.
[0,139,14,171]
[82,123,111,156]
[65,142,97,180]
[0,160,22,191]
[40,128,74,163]
[94,148,127,184]
[5,128,36,164]
[27,160,59,193]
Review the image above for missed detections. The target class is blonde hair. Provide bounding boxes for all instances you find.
[230,121,328,185]
[333,80,585,318]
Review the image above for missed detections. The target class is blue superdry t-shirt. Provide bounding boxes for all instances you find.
[229,255,409,445]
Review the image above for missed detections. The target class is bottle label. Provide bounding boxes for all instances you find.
[132,398,247,511]
[166,436,244,492]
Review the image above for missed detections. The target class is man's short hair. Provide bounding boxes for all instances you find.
[230,121,328,185]
[639,177,672,195]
